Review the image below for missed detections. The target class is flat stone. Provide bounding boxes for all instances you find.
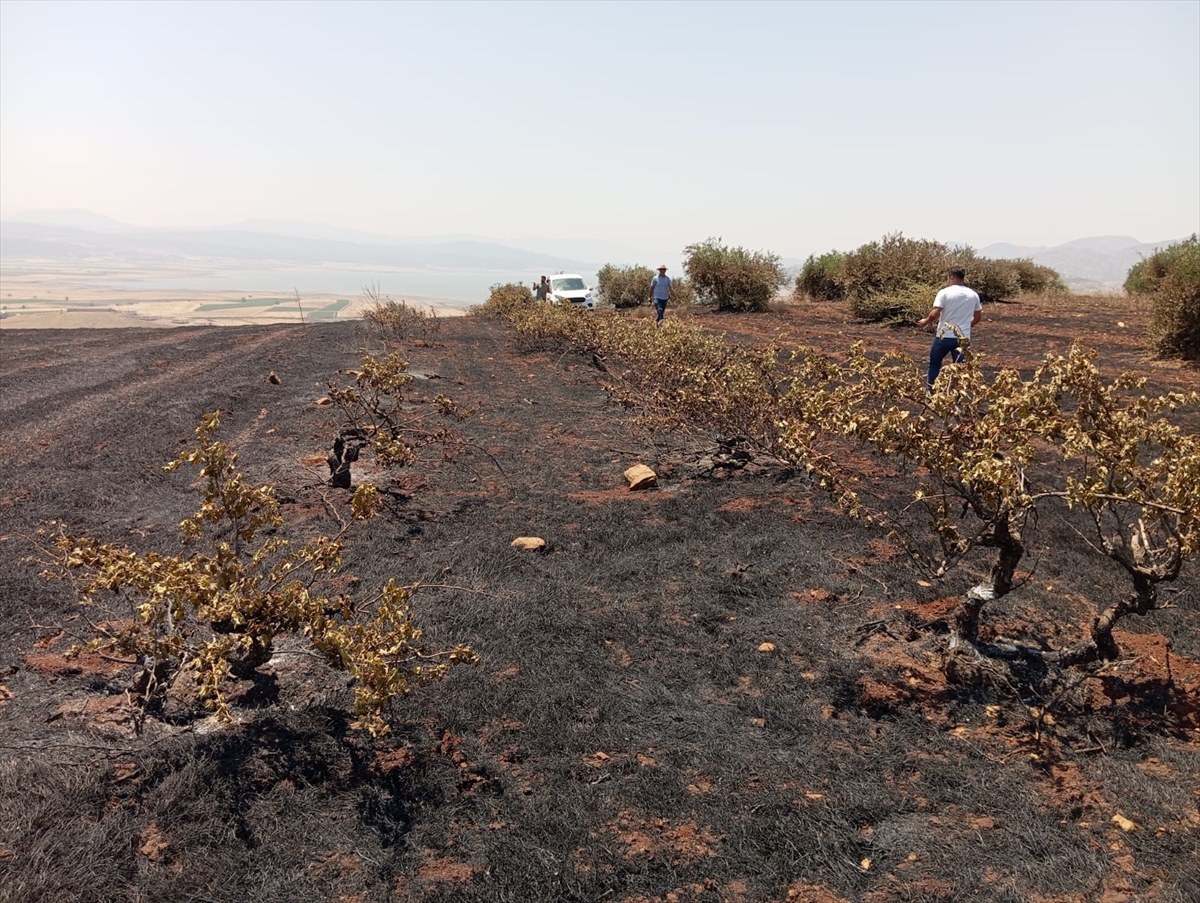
[511,536,546,551]
[624,464,657,491]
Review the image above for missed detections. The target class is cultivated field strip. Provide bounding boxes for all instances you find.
[0,325,314,466]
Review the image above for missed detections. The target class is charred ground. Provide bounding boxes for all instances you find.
[0,296,1197,903]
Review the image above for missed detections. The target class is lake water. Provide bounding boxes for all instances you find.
[101,266,601,305]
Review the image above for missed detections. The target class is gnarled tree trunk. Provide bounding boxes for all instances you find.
[952,513,1025,644]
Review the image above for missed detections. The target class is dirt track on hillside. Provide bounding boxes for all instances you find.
[0,301,1197,903]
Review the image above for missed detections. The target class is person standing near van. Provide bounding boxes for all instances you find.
[917,266,982,389]
[649,265,671,323]
[535,276,550,302]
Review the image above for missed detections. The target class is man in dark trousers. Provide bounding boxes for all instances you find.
[917,267,982,389]
[649,265,671,323]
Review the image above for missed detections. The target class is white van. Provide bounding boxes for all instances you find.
[546,274,597,310]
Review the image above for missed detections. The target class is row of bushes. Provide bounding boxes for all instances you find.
[477,288,1200,671]
[596,229,1196,362]
[796,233,1066,324]
[596,239,787,314]
[599,233,1064,322]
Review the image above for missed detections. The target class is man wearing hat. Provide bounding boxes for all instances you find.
[649,265,672,323]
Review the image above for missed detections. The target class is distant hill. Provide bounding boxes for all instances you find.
[4,210,1193,296]
[979,235,1190,291]
[220,219,406,245]
[9,208,136,234]
[0,216,595,274]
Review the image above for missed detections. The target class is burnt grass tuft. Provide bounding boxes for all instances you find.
[1,301,1198,902]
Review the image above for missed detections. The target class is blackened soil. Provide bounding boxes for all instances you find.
[0,301,1197,903]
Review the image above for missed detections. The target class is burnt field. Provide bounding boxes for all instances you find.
[1,297,1198,903]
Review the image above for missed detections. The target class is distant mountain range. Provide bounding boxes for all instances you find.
[0,212,597,274]
[1,209,1192,294]
[978,235,1189,291]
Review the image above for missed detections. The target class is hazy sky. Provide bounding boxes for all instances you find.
[2,0,1197,262]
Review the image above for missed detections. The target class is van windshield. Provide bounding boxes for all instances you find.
[552,277,587,292]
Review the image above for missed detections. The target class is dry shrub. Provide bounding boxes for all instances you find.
[841,234,949,298]
[958,256,1021,304]
[325,351,463,475]
[361,294,441,344]
[848,280,935,325]
[475,282,534,318]
[667,276,697,308]
[955,257,1065,304]
[43,412,477,735]
[1127,235,1200,361]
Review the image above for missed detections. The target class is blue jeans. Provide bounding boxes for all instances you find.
[653,298,668,321]
[927,336,965,389]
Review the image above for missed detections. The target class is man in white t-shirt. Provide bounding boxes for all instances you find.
[917,267,982,389]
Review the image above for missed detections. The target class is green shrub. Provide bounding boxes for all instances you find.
[1125,235,1199,293]
[597,264,656,308]
[795,251,845,301]
[683,238,787,312]
[1128,236,1200,360]
[1151,283,1200,361]
[1009,258,1067,294]
[1122,239,1199,297]
[1125,259,1155,296]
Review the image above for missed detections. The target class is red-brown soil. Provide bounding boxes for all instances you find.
[0,296,1197,903]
